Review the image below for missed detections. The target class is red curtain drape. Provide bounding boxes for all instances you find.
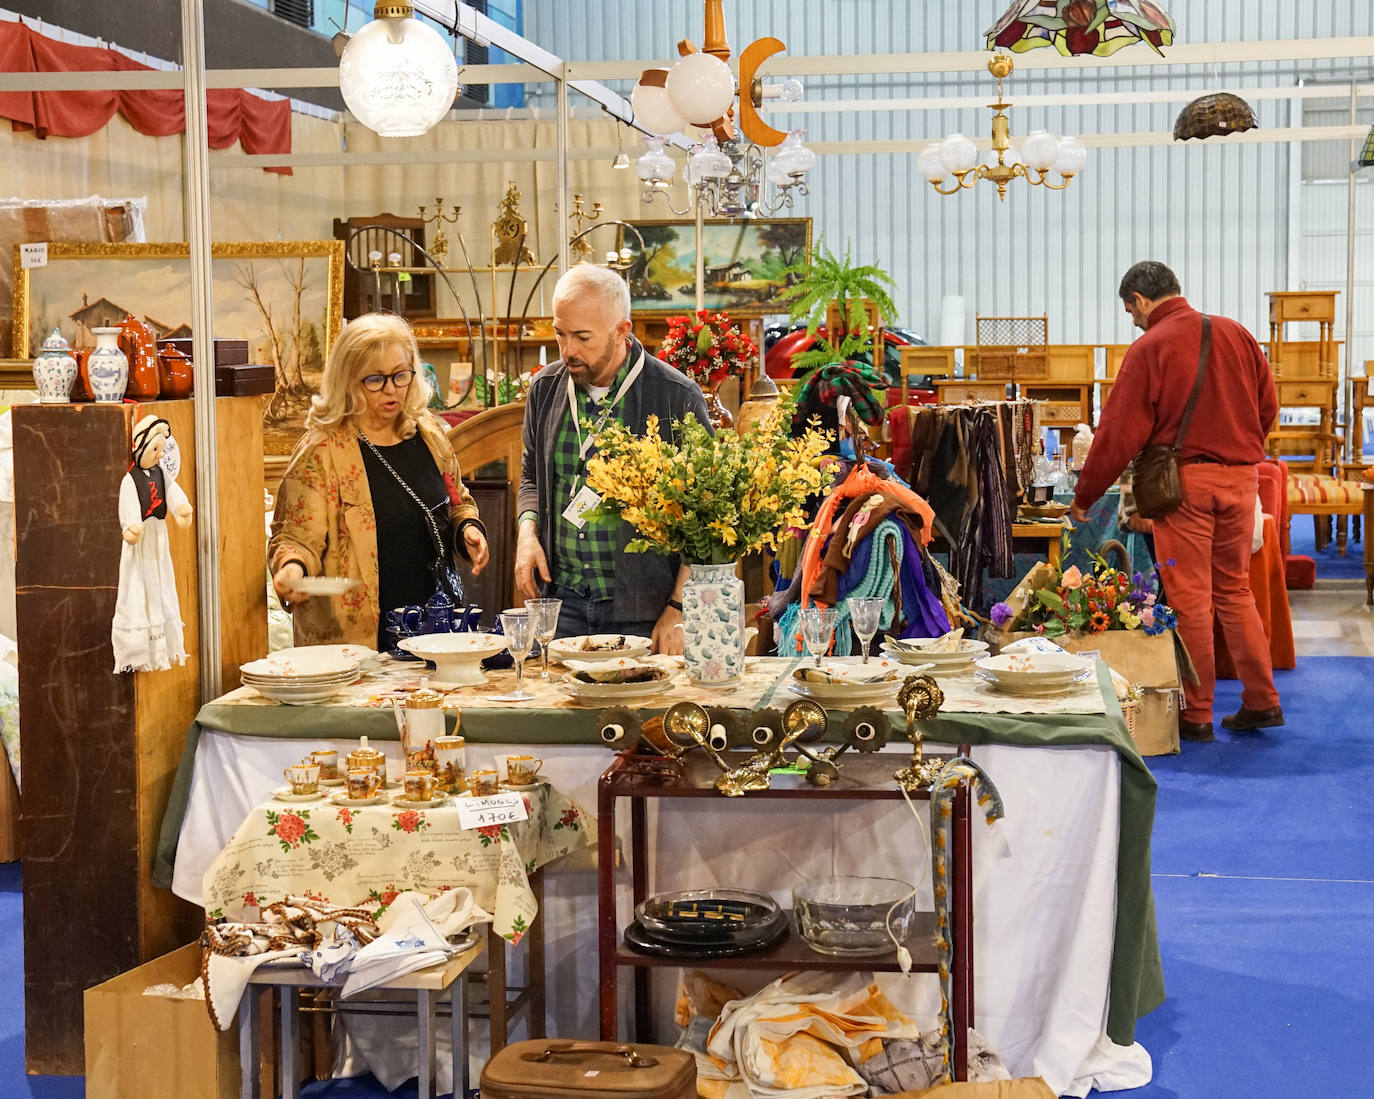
[0,20,292,174]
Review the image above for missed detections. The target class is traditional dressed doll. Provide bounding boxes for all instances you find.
[111,415,193,672]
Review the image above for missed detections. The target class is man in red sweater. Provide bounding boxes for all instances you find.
[1071,261,1282,743]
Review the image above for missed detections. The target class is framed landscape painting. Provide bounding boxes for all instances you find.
[13,240,344,454]
[620,217,811,316]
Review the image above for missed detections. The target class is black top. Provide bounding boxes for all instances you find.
[359,432,450,649]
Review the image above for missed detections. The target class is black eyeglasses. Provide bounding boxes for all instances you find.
[361,368,415,392]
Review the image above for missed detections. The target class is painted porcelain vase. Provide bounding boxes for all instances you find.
[87,327,129,403]
[681,562,747,687]
[32,328,77,404]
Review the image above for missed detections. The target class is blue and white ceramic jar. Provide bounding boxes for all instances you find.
[87,327,128,403]
[681,562,747,688]
[32,328,77,404]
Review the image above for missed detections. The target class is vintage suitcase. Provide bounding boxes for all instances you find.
[480,1039,696,1099]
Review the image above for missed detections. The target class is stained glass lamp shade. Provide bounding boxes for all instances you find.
[1358,125,1374,169]
[986,0,1175,57]
[1173,93,1258,141]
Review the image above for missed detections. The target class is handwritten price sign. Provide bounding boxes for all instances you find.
[457,792,529,831]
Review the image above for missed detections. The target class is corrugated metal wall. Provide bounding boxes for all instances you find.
[524,1,1374,354]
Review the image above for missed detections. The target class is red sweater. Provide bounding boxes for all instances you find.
[1074,296,1278,509]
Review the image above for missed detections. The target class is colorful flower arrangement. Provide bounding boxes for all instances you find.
[658,310,758,388]
[584,395,829,565]
[990,550,1179,638]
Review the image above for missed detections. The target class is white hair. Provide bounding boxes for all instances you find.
[552,264,631,322]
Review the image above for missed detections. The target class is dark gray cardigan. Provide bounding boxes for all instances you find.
[517,338,710,622]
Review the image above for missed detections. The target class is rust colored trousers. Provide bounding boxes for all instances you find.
[1152,463,1281,724]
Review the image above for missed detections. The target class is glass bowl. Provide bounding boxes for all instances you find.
[792,876,915,956]
[634,889,780,944]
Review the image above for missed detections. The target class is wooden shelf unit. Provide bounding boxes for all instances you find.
[596,749,975,1081]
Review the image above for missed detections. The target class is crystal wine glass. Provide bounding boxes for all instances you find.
[847,596,885,664]
[799,605,839,668]
[525,597,563,679]
[491,609,536,702]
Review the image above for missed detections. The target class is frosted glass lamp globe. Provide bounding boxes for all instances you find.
[665,52,736,125]
[339,5,459,138]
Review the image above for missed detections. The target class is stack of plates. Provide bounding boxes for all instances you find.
[882,637,990,675]
[625,889,788,959]
[973,653,1094,695]
[240,647,362,704]
[788,658,907,705]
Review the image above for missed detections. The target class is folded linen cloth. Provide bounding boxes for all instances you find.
[702,971,923,1099]
[340,888,491,998]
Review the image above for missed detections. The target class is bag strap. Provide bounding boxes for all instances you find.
[357,433,448,559]
[1173,315,1212,452]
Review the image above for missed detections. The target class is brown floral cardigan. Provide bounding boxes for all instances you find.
[268,413,481,646]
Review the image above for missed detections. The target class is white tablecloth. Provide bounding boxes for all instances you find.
[172,733,1150,1095]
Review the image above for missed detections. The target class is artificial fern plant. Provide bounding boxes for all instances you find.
[777,241,899,375]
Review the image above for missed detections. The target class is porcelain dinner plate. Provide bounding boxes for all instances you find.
[331,793,387,808]
[272,787,325,803]
[558,673,672,705]
[241,651,360,679]
[288,577,360,597]
[974,652,1094,687]
[249,684,348,704]
[392,795,450,810]
[547,634,653,664]
[974,668,1093,695]
[787,679,900,705]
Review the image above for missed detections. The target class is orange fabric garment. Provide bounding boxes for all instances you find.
[798,463,935,610]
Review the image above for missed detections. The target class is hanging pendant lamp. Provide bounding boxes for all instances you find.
[1173,93,1258,141]
[338,1,461,138]
[985,0,1175,57]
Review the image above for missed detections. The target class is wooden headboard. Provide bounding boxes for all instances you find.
[448,401,527,616]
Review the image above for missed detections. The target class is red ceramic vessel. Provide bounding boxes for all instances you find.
[68,347,93,402]
[118,314,160,400]
[156,345,193,399]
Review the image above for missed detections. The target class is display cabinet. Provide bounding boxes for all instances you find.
[596,749,975,1082]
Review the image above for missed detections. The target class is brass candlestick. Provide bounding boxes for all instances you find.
[894,674,947,791]
[417,196,461,263]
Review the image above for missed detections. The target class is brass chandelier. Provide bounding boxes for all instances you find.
[917,54,1086,201]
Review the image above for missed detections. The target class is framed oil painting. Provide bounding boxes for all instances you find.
[620,218,811,317]
[12,240,344,455]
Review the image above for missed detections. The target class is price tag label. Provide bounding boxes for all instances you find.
[1076,650,1100,663]
[19,242,47,269]
[457,792,529,831]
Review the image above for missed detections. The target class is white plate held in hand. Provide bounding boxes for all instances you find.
[289,577,360,597]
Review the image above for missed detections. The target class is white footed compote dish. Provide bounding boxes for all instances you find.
[973,652,1094,695]
[398,633,508,687]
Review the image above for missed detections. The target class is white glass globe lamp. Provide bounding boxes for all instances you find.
[631,70,688,136]
[1021,129,1060,172]
[916,143,946,182]
[1053,135,1088,176]
[665,52,736,125]
[938,133,979,175]
[635,136,676,184]
[338,1,460,138]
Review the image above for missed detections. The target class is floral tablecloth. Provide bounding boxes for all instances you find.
[200,781,592,944]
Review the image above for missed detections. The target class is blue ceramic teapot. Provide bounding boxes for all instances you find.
[422,588,458,634]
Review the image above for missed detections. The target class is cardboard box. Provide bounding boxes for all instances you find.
[85,943,239,1099]
[987,627,1182,756]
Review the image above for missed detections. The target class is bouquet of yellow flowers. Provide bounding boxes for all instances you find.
[584,398,830,565]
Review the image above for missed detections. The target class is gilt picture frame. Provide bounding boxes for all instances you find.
[13,240,345,455]
[619,217,812,317]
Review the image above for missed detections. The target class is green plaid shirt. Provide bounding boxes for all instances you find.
[550,360,633,599]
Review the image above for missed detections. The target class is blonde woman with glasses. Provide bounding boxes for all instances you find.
[270,313,489,648]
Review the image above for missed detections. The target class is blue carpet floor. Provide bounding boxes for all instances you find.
[1285,513,1366,581]
[0,661,1369,1097]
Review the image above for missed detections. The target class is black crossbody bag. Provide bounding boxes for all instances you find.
[1130,315,1211,520]
[358,434,465,606]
